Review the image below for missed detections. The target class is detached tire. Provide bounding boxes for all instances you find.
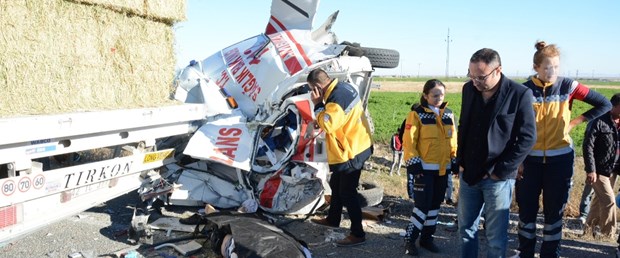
[361,47,400,69]
[357,181,384,207]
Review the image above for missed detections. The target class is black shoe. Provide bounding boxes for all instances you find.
[179,213,207,225]
[405,241,418,256]
[420,241,440,253]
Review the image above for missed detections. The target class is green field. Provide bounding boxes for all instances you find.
[367,88,618,156]
[374,76,620,86]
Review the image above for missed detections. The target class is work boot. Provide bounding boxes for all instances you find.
[404,240,418,256]
[179,213,207,225]
[420,240,440,253]
[335,235,365,247]
[310,218,338,228]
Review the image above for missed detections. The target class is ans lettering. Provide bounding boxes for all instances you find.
[215,128,241,160]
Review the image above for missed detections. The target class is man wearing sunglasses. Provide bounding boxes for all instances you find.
[455,48,537,258]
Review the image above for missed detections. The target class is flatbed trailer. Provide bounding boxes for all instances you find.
[0,104,206,246]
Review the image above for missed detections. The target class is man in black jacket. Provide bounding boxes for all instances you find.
[456,48,537,258]
[583,93,620,242]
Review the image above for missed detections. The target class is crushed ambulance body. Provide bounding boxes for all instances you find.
[149,0,400,215]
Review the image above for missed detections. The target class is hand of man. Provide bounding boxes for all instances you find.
[586,172,597,185]
[310,86,322,105]
[453,167,462,179]
[517,164,524,180]
[450,160,459,175]
[483,173,501,181]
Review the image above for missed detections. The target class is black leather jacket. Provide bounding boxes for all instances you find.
[583,112,619,177]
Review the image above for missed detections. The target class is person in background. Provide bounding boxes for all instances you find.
[583,93,620,240]
[516,41,611,258]
[389,120,406,176]
[401,79,458,256]
[456,48,537,258]
[307,68,373,247]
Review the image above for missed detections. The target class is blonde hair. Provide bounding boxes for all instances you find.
[533,41,560,66]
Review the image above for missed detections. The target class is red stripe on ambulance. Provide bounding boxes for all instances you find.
[259,171,283,208]
[267,18,311,75]
[292,100,315,161]
[266,15,287,35]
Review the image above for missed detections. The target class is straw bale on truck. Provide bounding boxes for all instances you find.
[0,0,186,117]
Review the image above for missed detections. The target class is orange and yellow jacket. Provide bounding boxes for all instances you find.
[314,78,373,172]
[523,76,611,158]
[403,103,457,176]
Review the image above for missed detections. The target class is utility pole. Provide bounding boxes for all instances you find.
[418,63,421,78]
[445,28,452,79]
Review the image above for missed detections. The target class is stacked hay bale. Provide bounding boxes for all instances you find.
[0,0,186,117]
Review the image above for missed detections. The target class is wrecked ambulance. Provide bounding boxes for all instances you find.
[144,0,400,215]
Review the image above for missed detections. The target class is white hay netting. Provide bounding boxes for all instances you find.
[0,0,186,117]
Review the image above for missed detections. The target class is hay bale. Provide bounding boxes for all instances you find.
[72,0,186,24]
[0,0,184,117]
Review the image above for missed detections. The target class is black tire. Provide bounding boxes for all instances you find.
[361,47,400,69]
[357,181,384,207]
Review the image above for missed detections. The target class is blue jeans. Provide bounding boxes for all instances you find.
[458,176,515,258]
[579,183,593,219]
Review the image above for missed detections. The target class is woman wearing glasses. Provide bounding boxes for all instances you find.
[515,41,611,258]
